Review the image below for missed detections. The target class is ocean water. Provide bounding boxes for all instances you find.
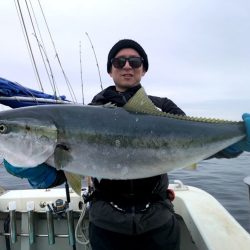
[0,153,250,233]
[169,152,250,233]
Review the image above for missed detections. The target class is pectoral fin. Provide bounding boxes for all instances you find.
[54,144,82,195]
[54,144,73,166]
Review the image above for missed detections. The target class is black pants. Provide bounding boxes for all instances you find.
[89,215,180,250]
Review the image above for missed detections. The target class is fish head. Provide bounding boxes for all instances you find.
[0,117,57,167]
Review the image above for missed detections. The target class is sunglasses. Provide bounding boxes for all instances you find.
[111,57,144,69]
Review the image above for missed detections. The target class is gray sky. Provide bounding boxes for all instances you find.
[1,0,250,120]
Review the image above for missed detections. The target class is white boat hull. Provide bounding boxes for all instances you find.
[0,181,249,250]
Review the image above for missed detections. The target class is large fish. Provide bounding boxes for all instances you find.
[0,88,246,193]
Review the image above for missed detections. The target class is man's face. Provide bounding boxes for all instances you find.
[109,48,146,92]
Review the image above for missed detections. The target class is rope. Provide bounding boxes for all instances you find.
[75,203,90,246]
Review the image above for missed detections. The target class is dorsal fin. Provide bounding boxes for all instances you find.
[123,87,161,115]
[124,87,240,124]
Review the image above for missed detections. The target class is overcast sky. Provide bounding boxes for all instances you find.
[0,0,249,120]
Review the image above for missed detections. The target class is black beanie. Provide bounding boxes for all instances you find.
[107,39,149,73]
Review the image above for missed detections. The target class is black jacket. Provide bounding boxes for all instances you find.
[88,84,185,234]
[90,84,185,200]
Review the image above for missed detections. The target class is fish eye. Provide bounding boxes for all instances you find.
[0,124,8,134]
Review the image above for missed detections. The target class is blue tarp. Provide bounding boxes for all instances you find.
[0,77,69,108]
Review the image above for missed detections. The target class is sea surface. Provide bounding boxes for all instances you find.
[0,153,250,233]
[169,152,250,233]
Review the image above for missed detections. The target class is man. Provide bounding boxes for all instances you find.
[87,39,250,250]
[88,39,184,250]
[3,39,250,250]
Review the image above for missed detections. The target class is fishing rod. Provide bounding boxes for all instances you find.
[14,0,44,92]
[15,0,77,103]
[79,41,84,105]
[85,32,103,91]
[32,34,59,98]
[14,0,64,102]
[27,0,59,98]
[37,0,77,103]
